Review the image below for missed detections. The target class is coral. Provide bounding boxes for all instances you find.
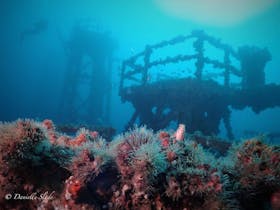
[158,131,170,148]
[108,126,168,209]
[0,119,73,210]
[220,138,280,210]
[133,141,167,177]
[0,119,73,167]
[159,134,223,209]
[64,176,81,200]
[236,140,279,189]
[56,124,116,140]
[67,128,90,147]
[271,191,280,210]
[165,176,182,201]
[42,119,57,143]
[173,124,186,142]
[107,125,224,209]
[0,119,279,210]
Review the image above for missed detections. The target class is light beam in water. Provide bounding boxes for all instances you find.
[154,0,278,26]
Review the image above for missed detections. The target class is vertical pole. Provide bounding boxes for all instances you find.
[194,38,204,80]
[223,109,234,140]
[119,62,125,97]
[104,55,113,124]
[143,45,152,85]
[224,50,230,87]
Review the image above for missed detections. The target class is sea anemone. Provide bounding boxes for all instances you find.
[165,176,182,201]
[220,137,280,209]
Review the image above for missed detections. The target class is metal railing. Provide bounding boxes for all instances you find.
[120,30,242,94]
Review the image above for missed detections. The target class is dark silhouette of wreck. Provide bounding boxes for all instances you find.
[119,30,280,139]
[59,20,117,126]
[20,19,48,45]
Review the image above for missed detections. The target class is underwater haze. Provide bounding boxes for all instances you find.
[1,0,280,140]
[2,2,280,209]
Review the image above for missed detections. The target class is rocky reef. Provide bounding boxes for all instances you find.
[0,119,279,210]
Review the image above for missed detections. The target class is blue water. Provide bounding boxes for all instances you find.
[1,0,280,140]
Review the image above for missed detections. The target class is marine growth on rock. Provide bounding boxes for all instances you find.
[0,119,279,210]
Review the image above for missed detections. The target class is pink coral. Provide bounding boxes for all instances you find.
[159,131,170,148]
[1,120,279,210]
[90,131,99,139]
[42,119,57,143]
[166,151,177,162]
[69,149,97,182]
[116,141,134,178]
[42,119,55,130]
[64,176,82,200]
[271,191,280,210]
[69,133,87,147]
[173,124,185,142]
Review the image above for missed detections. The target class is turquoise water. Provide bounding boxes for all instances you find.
[0,0,280,140]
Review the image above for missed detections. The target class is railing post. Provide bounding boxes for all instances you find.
[119,62,126,97]
[143,45,152,85]
[193,38,204,80]
[224,50,230,87]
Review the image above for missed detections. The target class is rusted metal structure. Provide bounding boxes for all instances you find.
[119,30,279,139]
[60,21,117,125]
